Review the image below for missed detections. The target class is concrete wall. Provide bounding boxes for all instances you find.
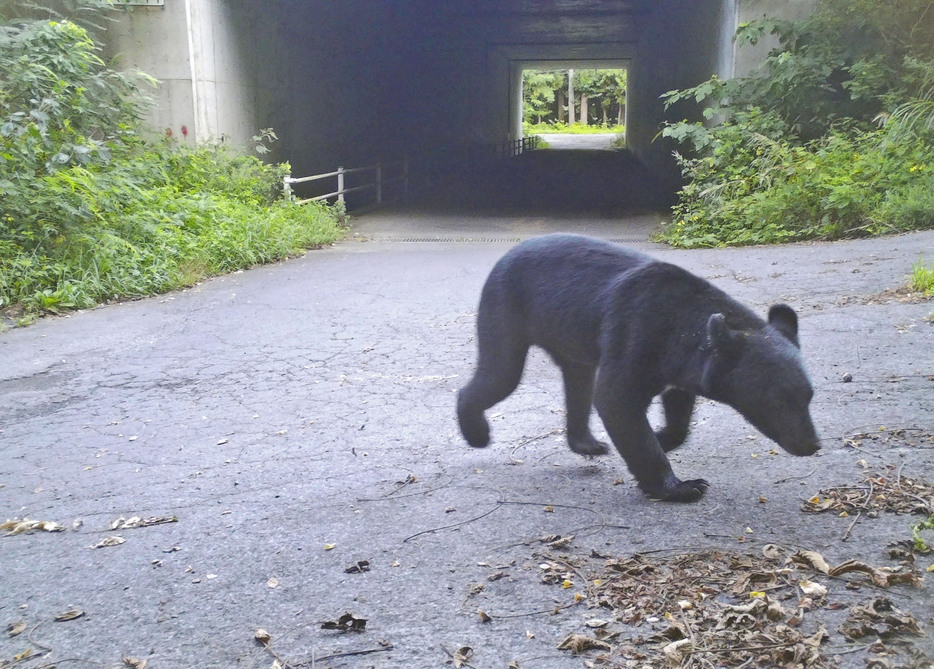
[732,0,818,77]
[101,0,290,158]
[78,1,815,199]
[626,0,735,190]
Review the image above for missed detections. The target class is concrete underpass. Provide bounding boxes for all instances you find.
[102,0,804,214]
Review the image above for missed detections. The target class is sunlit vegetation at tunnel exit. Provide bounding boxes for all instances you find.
[522,68,626,138]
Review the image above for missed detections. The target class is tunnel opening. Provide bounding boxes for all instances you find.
[176,0,738,217]
[520,66,627,149]
[410,57,663,215]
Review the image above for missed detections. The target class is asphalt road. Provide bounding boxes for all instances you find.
[1,212,932,668]
[536,133,620,151]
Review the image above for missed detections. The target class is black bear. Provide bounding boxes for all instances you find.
[457,234,820,502]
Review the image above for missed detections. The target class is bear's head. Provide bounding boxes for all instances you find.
[701,304,820,456]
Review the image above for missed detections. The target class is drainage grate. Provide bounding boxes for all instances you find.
[606,237,653,244]
[370,236,653,244]
[375,236,523,243]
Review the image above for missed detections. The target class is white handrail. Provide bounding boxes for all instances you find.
[284,159,409,206]
[284,140,540,209]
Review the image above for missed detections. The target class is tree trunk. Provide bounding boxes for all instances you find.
[580,94,589,125]
[557,89,565,123]
[567,69,575,125]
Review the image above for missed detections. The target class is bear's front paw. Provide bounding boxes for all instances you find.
[568,434,610,457]
[640,476,709,503]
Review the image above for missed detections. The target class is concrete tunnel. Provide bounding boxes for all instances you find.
[102,0,800,212]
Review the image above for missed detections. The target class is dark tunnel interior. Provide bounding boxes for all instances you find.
[236,0,741,214]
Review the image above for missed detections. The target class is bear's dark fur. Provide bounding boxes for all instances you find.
[457,234,820,502]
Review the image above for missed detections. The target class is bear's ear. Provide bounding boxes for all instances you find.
[706,312,734,351]
[768,304,799,347]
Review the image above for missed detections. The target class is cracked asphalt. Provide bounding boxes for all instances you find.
[1,211,933,668]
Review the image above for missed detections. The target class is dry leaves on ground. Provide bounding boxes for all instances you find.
[548,545,923,668]
[109,515,178,530]
[320,612,367,633]
[1,518,65,535]
[803,466,934,516]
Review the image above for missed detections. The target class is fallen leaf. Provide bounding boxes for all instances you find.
[545,535,575,549]
[321,612,366,633]
[1,518,65,535]
[54,608,85,622]
[828,559,919,587]
[90,536,125,548]
[477,609,491,623]
[585,619,608,628]
[557,633,611,654]
[14,648,32,661]
[799,579,828,598]
[344,560,370,574]
[266,577,279,589]
[794,549,831,574]
[122,657,147,669]
[110,515,178,530]
[7,621,26,636]
[452,646,473,668]
[663,639,693,666]
[324,543,336,551]
[254,628,271,645]
[762,544,782,559]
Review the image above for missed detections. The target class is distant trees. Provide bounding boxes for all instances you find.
[522,68,626,127]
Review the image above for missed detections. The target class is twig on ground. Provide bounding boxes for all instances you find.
[403,501,504,543]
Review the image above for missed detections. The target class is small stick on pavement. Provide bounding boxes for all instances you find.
[403,501,504,543]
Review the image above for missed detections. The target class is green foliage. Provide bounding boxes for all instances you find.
[523,71,562,125]
[523,121,625,135]
[659,0,934,247]
[911,514,934,553]
[522,68,626,127]
[911,259,934,296]
[0,11,344,316]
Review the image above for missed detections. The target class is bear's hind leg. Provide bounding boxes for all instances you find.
[655,388,696,453]
[457,330,529,448]
[560,362,609,456]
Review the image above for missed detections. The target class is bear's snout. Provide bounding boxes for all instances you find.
[775,420,821,456]
[785,438,821,456]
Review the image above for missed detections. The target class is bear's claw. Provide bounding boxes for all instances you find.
[641,477,710,503]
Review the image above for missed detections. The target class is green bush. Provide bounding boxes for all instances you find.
[0,11,344,316]
[911,259,934,296]
[523,121,625,135]
[657,0,934,247]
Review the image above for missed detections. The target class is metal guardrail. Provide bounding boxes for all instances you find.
[502,135,541,158]
[285,137,540,209]
[284,159,409,206]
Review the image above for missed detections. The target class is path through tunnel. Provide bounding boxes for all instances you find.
[111,1,773,218]
[412,148,673,215]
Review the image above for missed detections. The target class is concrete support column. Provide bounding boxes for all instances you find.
[184,0,216,142]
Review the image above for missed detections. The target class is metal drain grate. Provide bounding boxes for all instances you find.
[375,236,523,243]
[606,237,652,244]
[370,236,653,244]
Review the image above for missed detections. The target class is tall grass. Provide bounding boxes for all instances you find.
[0,14,345,319]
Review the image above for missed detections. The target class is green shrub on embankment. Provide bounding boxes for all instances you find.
[0,12,344,320]
[656,0,934,247]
